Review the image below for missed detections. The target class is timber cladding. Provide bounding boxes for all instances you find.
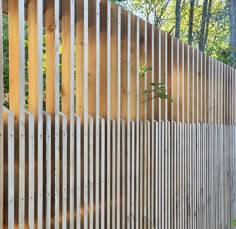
[0,0,236,228]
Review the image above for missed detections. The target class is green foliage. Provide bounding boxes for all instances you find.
[139,64,173,103]
[115,0,233,66]
[233,218,236,227]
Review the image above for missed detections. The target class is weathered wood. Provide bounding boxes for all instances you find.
[7,111,14,229]
[8,0,26,227]
[75,115,81,229]
[100,118,105,228]
[44,112,51,229]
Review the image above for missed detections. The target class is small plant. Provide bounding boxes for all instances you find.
[139,64,173,103]
[232,218,236,227]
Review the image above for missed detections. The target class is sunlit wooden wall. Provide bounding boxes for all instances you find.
[0,0,236,228]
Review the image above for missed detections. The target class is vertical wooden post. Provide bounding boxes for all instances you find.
[61,0,75,227]
[28,0,43,227]
[45,0,60,227]
[8,0,25,227]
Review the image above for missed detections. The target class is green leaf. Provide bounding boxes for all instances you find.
[233,218,236,227]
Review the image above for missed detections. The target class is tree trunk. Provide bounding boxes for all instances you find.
[203,0,213,50]
[188,0,195,45]
[198,0,208,51]
[229,0,236,65]
[175,0,182,38]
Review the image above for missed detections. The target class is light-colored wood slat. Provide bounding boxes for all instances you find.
[75,115,81,229]
[0,0,3,226]
[155,121,159,228]
[95,2,101,228]
[196,49,199,123]
[83,0,89,228]
[89,116,94,229]
[184,123,188,229]
[127,117,131,228]
[106,2,111,228]
[116,7,121,228]
[8,0,25,227]
[150,26,155,228]
[60,113,67,229]
[61,0,75,227]
[189,123,193,229]
[203,124,206,229]
[170,121,174,229]
[167,121,171,229]
[176,122,180,229]
[197,123,201,229]
[193,123,197,229]
[170,37,174,122]
[147,121,151,228]
[139,121,144,229]
[164,114,168,229]
[75,0,84,117]
[179,122,183,229]
[111,119,116,229]
[160,121,164,229]
[44,112,51,229]
[26,111,35,229]
[131,121,135,228]
[27,0,44,228]
[135,18,140,229]
[126,12,131,228]
[121,120,126,228]
[219,124,224,227]
[158,30,162,120]
[7,111,14,229]
[45,0,60,227]
[100,118,105,228]
[28,0,43,117]
[176,39,180,124]
[173,122,177,229]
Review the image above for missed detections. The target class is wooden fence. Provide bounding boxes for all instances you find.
[0,0,236,228]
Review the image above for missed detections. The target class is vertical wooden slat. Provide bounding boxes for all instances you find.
[167,121,171,229]
[139,121,144,228]
[158,30,162,120]
[155,121,159,228]
[61,0,75,227]
[8,0,25,227]
[76,116,81,229]
[135,17,140,229]
[7,111,14,229]
[44,112,51,229]
[75,0,84,117]
[61,113,67,229]
[89,116,94,229]
[95,1,101,227]
[111,119,116,228]
[116,6,121,228]
[106,2,111,228]
[127,116,131,229]
[131,121,135,228]
[83,0,89,227]
[100,118,105,228]
[121,120,126,228]
[45,0,60,227]
[173,122,177,229]
[147,121,151,228]
[28,0,44,227]
[27,112,35,229]
[28,0,43,116]
[150,25,155,229]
